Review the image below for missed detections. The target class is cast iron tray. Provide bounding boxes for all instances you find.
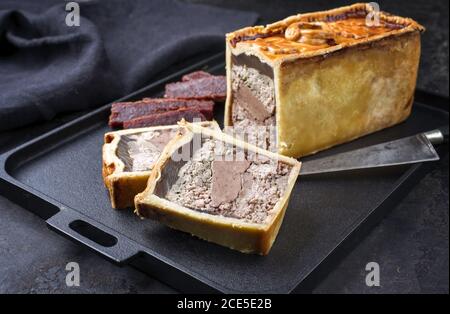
[0,53,448,293]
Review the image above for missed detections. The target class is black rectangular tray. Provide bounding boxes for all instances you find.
[0,53,448,293]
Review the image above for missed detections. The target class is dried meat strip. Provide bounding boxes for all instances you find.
[122,108,207,129]
[164,76,226,101]
[109,98,214,128]
[181,71,212,82]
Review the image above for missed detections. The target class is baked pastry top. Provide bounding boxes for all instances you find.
[227,3,424,65]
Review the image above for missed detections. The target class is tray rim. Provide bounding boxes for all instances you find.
[0,53,448,293]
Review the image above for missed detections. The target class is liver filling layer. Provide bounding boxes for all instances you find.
[117,129,177,172]
[165,138,291,224]
[230,55,277,152]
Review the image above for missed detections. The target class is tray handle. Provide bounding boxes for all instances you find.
[46,208,141,264]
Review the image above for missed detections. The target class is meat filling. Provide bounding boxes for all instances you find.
[230,59,277,152]
[117,129,176,172]
[164,138,291,224]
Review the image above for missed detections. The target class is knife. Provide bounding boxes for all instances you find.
[300,126,448,176]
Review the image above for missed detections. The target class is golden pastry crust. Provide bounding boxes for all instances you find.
[225,3,424,157]
[134,122,301,255]
[226,3,424,66]
[275,31,421,157]
[102,122,220,209]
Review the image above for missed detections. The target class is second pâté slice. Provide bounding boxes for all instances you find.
[103,121,220,209]
[134,122,301,255]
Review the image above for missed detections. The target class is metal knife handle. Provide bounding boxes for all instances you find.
[440,125,449,143]
[425,125,449,145]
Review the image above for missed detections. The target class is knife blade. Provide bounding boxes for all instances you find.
[300,127,447,176]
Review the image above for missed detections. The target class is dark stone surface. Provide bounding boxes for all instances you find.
[314,154,449,294]
[0,0,448,293]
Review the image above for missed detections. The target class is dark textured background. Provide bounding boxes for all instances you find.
[0,0,448,293]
